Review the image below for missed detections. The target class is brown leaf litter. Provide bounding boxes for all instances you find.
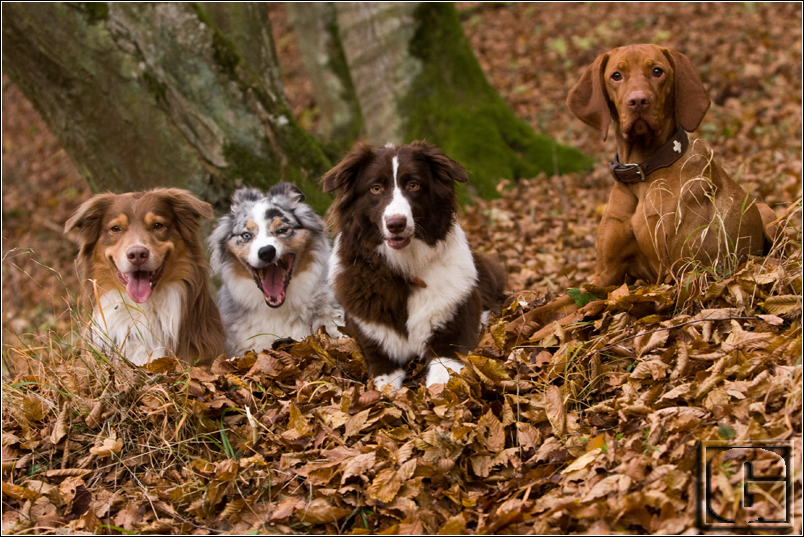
[3,2,803,534]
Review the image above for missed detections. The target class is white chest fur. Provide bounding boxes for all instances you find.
[91,283,185,366]
[338,223,478,364]
[222,254,344,356]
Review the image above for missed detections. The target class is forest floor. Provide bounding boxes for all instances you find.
[2,2,802,534]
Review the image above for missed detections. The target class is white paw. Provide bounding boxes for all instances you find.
[480,310,492,326]
[426,358,464,387]
[374,369,405,393]
[326,323,344,338]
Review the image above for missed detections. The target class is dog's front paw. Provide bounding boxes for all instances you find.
[373,369,405,394]
[425,358,464,387]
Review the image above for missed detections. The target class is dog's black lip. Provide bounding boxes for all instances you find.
[247,253,296,307]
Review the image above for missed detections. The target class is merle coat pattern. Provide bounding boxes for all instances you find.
[210,183,343,356]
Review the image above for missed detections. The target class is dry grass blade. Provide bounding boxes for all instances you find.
[2,2,801,534]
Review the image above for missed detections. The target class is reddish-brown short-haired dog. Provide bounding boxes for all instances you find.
[514,45,777,335]
[568,44,775,285]
[65,189,225,367]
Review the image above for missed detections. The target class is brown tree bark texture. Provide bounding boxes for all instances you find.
[285,1,363,154]
[2,2,332,211]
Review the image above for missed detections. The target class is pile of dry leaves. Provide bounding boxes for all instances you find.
[2,230,801,533]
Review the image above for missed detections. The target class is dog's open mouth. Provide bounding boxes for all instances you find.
[117,261,166,304]
[386,237,411,250]
[250,253,295,308]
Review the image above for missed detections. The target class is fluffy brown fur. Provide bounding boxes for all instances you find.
[64,189,225,367]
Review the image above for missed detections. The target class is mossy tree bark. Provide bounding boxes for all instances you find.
[3,2,593,210]
[335,2,594,201]
[285,2,363,158]
[1,2,332,212]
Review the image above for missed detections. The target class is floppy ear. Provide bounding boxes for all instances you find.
[157,188,214,220]
[208,212,233,276]
[64,193,117,246]
[321,142,375,194]
[411,141,468,184]
[268,182,305,204]
[154,189,214,248]
[567,52,611,141]
[662,47,710,132]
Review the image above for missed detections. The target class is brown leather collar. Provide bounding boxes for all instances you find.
[609,127,689,184]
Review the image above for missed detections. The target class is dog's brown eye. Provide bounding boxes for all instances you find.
[408,182,420,191]
[610,72,622,81]
[370,184,382,194]
[276,227,289,235]
[153,223,163,230]
[110,226,121,233]
[652,67,663,77]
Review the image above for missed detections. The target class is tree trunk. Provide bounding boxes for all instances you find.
[1,2,332,212]
[335,2,593,201]
[285,2,363,157]
[335,2,419,147]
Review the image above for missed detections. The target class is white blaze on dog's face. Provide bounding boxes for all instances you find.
[321,142,470,262]
[101,210,174,304]
[381,156,416,250]
[245,200,289,268]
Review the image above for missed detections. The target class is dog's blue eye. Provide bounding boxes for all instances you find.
[241,232,252,240]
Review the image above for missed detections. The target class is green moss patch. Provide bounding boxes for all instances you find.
[404,3,593,203]
[77,2,109,25]
[222,141,332,214]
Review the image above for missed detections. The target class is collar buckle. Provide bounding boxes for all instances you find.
[619,162,645,181]
[609,127,689,184]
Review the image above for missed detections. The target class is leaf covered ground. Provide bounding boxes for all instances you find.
[2,2,802,535]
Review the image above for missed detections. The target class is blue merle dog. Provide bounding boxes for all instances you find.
[209,183,343,356]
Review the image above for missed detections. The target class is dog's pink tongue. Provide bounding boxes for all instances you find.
[261,265,286,305]
[126,271,152,303]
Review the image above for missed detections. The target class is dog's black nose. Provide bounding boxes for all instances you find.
[385,215,407,234]
[126,246,150,266]
[258,245,276,263]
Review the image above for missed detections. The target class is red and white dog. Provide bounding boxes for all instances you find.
[322,141,505,391]
[64,189,225,367]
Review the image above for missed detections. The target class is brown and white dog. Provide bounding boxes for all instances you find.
[322,141,505,391]
[64,189,225,367]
